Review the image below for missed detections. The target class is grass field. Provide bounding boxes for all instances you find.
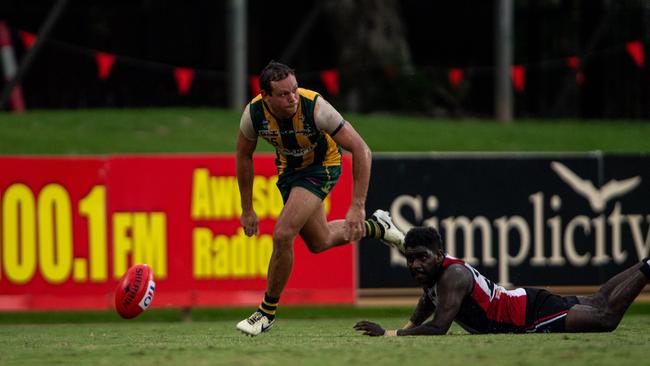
[1,108,649,154]
[2,305,650,366]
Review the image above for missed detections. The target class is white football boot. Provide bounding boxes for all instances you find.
[236,311,275,336]
[371,209,405,253]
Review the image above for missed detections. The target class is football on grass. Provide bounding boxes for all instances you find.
[115,264,156,319]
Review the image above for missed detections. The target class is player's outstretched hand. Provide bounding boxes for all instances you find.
[353,320,385,336]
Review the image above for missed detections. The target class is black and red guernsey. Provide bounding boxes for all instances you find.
[424,255,575,333]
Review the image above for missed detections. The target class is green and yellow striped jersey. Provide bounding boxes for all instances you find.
[249,88,342,174]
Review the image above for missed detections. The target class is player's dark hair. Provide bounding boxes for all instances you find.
[259,61,295,95]
[404,226,444,252]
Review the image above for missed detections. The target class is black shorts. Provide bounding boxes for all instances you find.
[524,288,579,333]
[276,165,341,203]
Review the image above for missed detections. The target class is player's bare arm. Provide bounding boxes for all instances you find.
[397,264,472,335]
[330,122,371,241]
[236,129,259,237]
[354,263,471,336]
[405,293,436,329]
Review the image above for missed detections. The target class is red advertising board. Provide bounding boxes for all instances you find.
[0,154,355,311]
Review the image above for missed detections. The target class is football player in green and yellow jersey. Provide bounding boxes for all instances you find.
[235,61,404,336]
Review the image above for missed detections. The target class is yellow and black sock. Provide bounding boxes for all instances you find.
[364,219,385,239]
[258,293,279,320]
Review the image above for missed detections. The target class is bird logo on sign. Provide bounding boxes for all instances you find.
[551,161,641,213]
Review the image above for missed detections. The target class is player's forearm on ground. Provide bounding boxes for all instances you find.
[395,323,449,336]
[402,321,416,330]
[409,294,435,326]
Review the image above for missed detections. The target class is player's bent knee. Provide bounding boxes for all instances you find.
[305,242,327,254]
[586,311,620,332]
[272,227,296,249]
[599,313,620,332]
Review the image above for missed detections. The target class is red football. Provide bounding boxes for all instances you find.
[114,264,156,319]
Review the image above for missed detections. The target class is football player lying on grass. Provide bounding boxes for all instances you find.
[355,226,650,336]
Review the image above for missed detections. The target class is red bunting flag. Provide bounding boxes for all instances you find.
[565,56,580,70]
[19,31,36,49]
[626,41,645,68]
[448,68,464,89]
[511,65,526,93]
[249,75,261,96]
[174,67,195,95]
[565,56,584,85]
[95,52,115,80]
[320,69,340,96]
[0,22,25,112]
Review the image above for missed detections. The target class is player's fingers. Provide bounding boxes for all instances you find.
[350,221,363,240]
[241,220,251,236]
[353,321,368,329]
[343,224,353,242]
[244,225,257,237]
[353,222,364,240]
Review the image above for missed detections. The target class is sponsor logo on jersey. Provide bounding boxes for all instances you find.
[259,129,279,137]
[277,143,318,157]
